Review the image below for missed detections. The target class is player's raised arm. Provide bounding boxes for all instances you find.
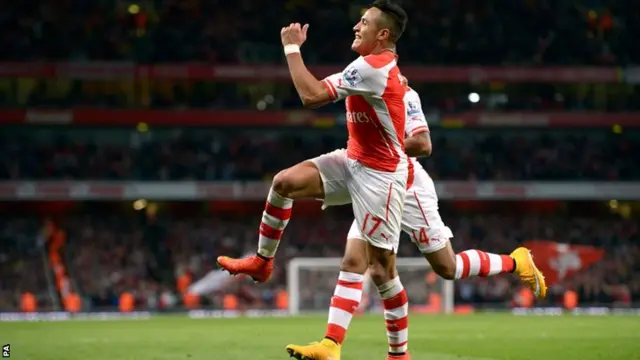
[281,23,333,108]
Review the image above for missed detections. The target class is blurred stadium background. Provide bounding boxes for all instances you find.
[1,0,640,359]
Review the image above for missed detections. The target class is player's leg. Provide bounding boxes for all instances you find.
[325,236,369,345]
[287,166,409,360]
[320,230,408,357]
[422,242,546,298]
[448,246,546,298]
[351,168,410,360]
[286,230,408,360]
[218,150,350,283]
[253,161,324,259]
[366,242,410,360]
[286,235,368,360]
[403,187,547,298]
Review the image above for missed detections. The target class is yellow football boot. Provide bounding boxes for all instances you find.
[286,339,341,360]
[510,247,547,298]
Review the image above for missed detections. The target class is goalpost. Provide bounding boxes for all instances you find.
[287,257,454,315]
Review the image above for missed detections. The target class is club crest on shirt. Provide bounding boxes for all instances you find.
[342,66,363,87]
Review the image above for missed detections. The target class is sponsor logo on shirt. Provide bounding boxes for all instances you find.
[346,111,373,123]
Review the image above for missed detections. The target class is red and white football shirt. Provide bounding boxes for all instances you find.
[403,87,430,174]
[321,51,407,173]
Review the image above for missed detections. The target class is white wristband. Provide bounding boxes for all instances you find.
[284,44,301,55]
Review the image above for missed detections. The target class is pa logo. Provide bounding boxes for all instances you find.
[2,344,9,358]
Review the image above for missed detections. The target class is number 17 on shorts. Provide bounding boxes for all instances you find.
[359,212,401,252]
[362,213,384,238]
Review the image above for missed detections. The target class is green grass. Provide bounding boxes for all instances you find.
[3,314,640,360]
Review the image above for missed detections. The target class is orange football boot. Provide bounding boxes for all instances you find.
[216,254,273,283]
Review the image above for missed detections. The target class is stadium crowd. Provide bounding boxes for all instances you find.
[0,217,53,310]
[1,129,638,181]
[1,209,637,311]
[1,1,638,112]
[6,78,639,112]
[1,0,636,65]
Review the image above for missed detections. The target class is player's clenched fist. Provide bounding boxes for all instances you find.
[281,23,309,47]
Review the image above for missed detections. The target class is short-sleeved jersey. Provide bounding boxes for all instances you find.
[403,87,430,179]
[321,52,407,173]
[404,88,429,138]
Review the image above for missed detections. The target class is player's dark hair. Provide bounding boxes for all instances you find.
[370,0,408,43]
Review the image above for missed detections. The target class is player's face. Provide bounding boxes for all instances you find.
[352,7,389,55]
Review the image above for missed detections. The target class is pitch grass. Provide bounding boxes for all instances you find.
[3,313,640,360]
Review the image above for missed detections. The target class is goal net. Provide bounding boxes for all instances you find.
[287,257,454,315]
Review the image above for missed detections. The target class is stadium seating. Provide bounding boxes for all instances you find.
[1,211,637,311]
[1,129,638,181]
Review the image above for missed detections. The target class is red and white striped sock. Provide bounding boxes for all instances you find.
[355,271,373,314]
[257,188,293,258]
[378,277,409,355]
[325,271,364,344]
[455,250,515,279]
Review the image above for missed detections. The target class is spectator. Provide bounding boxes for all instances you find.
[0,129,638,181]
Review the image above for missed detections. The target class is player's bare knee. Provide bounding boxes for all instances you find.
[369,259,398,286]
[340,251,367,274]
[367,263,385,285]
[366,246,396,285]
[368,250,394,270]
[432,261,456,280]
[272,162,323,199]
[367,262,395,286]
[424,242,457,280]
[272,170,295,197]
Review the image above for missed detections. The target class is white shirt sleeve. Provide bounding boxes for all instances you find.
[321,57,379,102]
[404,88,430,137]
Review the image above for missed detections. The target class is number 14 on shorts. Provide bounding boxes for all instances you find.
[411,228,430,245]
